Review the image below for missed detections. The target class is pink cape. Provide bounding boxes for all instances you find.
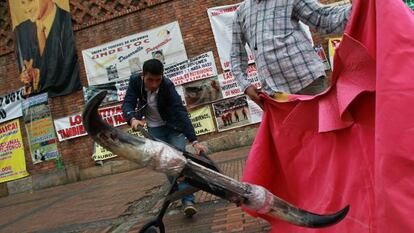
[242,0,414,232]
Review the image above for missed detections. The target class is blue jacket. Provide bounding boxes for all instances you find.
[122,74,197,142]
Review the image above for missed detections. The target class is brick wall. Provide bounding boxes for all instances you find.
[0,0,348,175]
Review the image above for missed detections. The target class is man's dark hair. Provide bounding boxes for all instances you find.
[143,59,164,75]
[154,50,163,56]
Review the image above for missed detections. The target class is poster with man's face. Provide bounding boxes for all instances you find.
[9,0,81,97]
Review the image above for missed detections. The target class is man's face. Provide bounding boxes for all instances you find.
[154,53,164,63]
[20,0,38,21]
[143,73,162,92]
[37,0,52,19]
[20,0,51,21]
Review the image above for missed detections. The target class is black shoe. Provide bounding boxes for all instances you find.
[183,202,197,217]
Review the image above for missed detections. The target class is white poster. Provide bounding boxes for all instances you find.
[0,89,24,124]
[207,4,254,71]
[54,104,126,142]
[207,4,313,71]
[218,72,243,98]
[54,113,87,142]
[218,65,261,99]
[247,99,263,124]
[164,51,218,86]
[175,85,187,106]
[82,21,187,85]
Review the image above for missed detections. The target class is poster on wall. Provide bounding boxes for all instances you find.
[9,0,81,97]
[189,106,216,136]
[98,104,126,127]
[218,72,243,98]
[54,113,87,142]
[0,119,29,183]
[83,79,129,106]
[0,89,24,124]
[175,85,187,106]
[212,95,251,132]
[22,93,59,164]
[93,143,118,161]
[207,4,255,71]
[328,37,342,70]
[247,99,263,124]
[183,76,223,108]
[314,44,331,71]
[92,128,146,161]
[218,64,261,99]
[82,21,188,86]
[207,4,313,71]
[164,51,218,86]
[54,104,126,142]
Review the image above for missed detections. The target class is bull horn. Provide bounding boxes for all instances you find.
[82,91,187,176]
[82,91,349,228]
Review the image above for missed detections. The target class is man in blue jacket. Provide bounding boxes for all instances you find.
[122,59,206,217]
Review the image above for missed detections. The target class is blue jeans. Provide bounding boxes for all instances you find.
[148,125,195,204]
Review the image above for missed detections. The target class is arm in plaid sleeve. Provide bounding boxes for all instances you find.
[230,9,252,93]
[293,0,352,34]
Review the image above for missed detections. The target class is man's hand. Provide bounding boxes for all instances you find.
[130,118,145,131]
[245,85,263,109]
[193,141,208,155]
[20,59,40,94]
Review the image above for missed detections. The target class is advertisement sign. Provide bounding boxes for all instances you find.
[189,106,216,136]
[54,104,126,142]
[207,4,312,71]
[92,128,146,161]
[83,79,129,106]
[212,95,251,131]
[328,37,342,70]
[314,44,331,71]
[22,93,59,164]
[0,89,24,124]
[247,99,263,124]
[183,76,223,108]
[218,64,261,99]
[0,119,28,183]
[164,51,218,86]
[82,21,187,85]
[207,4,254,71]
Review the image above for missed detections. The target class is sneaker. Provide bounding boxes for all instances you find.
[183,202,197,217]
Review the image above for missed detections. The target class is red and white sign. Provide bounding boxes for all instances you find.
[218,65,261,98]
[207,4,254,71]
[164,51,218,86]
[54,104,126,141]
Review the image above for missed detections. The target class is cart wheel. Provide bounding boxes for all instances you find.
[143,226,158,233]
[139,219,165,233]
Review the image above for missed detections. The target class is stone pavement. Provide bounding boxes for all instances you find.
[0,146,271,233]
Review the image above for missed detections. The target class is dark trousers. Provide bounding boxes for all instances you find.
[148,125,195,204]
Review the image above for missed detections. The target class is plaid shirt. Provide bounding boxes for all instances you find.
[230,0,352,94]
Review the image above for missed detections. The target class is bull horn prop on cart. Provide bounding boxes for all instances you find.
[82,91,349,228]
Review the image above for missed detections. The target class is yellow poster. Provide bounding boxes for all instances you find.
[92,143,117,161]
[328,37,342,70]
[190,106,216,136]
[92,128,146,161]
[0,119,29,183]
